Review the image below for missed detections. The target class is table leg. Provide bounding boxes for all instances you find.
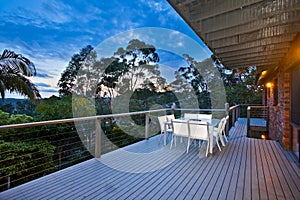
[209,127,213,154]
[164,123,167,146]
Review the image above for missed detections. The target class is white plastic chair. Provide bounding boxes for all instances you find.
[170,119,189,150]
[221,115,229,142]
[197,114,212,120]
[184,113,199,120]
[166,114,175,121]
[158,115,172,144]
[188,120,210,156]
[213,118,226,150]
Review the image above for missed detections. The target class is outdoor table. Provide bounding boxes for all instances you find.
[166,118,220,154]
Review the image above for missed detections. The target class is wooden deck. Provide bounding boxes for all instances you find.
[1,118,300,200]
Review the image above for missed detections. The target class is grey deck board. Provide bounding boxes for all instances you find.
[226,134,245,200]
[237,135,249,200]
[226,121,247,200]
[250,139,260,200]
[269,142,300,199]
[201,136,240,200]
[254,139,268,200]
[260,137,277,200]
[1,119,300,200]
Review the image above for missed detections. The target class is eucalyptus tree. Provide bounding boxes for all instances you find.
[58,45,94,96]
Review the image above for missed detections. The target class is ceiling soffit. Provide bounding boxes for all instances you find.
[167,0,300,70]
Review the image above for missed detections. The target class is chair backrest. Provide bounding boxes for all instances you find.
[184,113,199,120]
[216,117,226,134]
[158,116,167,131]
[166,114,175,121]
[221,116,229,131]
[197,114,212,120]
[188,120,209,140]
[171,119,189,137]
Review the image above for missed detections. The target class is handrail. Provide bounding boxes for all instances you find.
[0,105,231,191]
[175,108,226,112]
[247,105,269,138]
[228,105,239,111]
[0,108,169,130]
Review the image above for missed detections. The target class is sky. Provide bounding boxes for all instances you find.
[0,0,212,99]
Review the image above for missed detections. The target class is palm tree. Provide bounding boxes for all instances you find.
[0,49,41,101]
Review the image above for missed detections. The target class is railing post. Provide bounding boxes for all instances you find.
[232,107,236,127]
[225,103,229,116]
[225,103,230,134]
[95,117,102,158]
[247,106,251,137]
[145,112,150,140]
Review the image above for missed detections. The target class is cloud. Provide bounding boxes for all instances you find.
[0,0,73,29]
[35,73,54,78]
[39,89,58,93]
[35,83,52,87]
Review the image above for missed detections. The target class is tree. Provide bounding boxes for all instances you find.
[0,49,41,101]
[173,55,218,109]
[212,55,263,105]
[57,45,94,96]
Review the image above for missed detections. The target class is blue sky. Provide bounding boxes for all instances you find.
[0,0,212,98]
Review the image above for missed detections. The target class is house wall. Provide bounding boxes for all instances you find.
[266,69,291,150]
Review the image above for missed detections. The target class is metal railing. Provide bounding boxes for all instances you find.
[0,105,233,191]
[247,106,269,138]
[290,122,300,162]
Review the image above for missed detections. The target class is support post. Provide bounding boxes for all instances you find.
[145,113,150,140]
[225,103,229,134]
[225,103,229,116]
[247,106,251,137]
[232,107,236,127]
[95,118,102,158]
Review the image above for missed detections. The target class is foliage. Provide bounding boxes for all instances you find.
[0,49,41,101]
[212,55,263,105]
[15,100,36,116]
[173,55,219,109]
[35,95,73,120]
[104,126,142,148]
[34,95,93,171]
[0,110,33,126]
[0,140,55,191]
[0,110,55,191]
[57,45,94,96]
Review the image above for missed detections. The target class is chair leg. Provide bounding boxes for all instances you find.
[223,130,228,142]
[187,138,190,153]
[170,135,174,149]
[216,137,221,151]
[224,135,228,142]
[205,141,209,157]
[158,132,162,144]
[219,133,226,147]
[199,140,203,148]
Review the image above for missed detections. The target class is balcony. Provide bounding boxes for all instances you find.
[0,106,300,199]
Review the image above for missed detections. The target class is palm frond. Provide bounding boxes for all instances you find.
[0,73,41,101]
[0,49,36,76]
[0,49,40,101]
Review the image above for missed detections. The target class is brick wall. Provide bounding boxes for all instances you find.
[267,70,291,150]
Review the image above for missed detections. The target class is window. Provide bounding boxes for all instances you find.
[291,65,300,126]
